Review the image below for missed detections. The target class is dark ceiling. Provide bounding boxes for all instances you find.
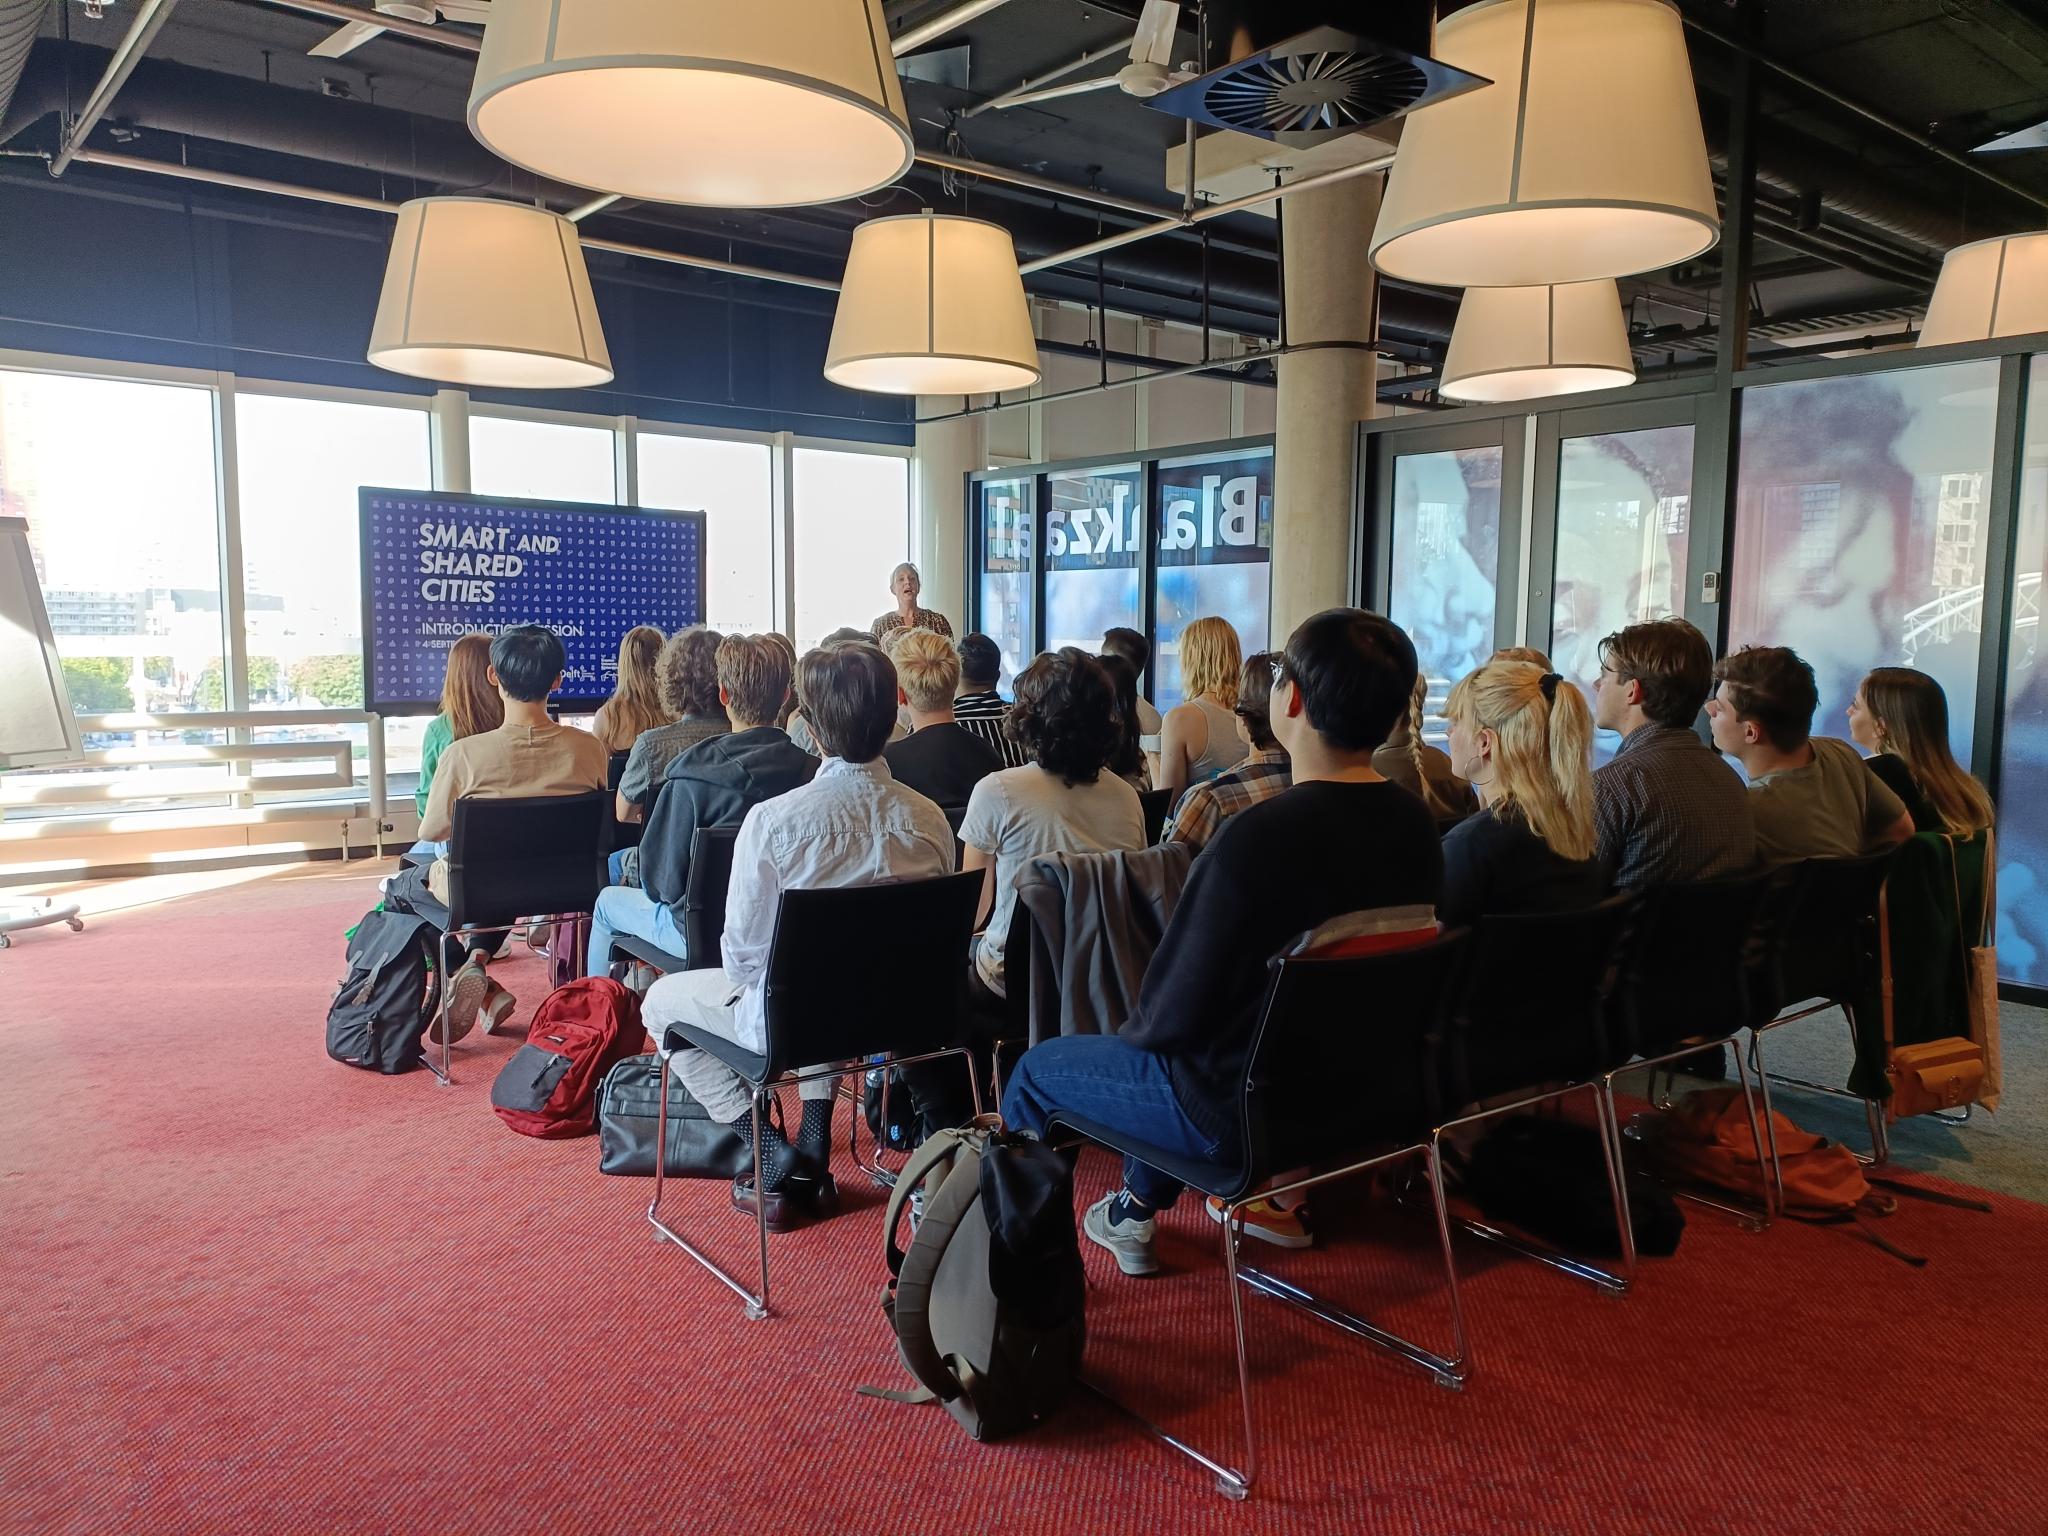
[3,0,2047,397]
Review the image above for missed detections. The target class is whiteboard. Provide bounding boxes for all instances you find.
[0,516,84,770]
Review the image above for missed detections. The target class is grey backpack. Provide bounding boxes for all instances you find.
[860,1121,1087,1442]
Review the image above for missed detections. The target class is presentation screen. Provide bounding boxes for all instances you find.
[359,488,705,716]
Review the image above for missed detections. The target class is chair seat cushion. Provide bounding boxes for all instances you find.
[660,1021,770,1087]
[1044,1109,1254,1203]
[612,935,687,975]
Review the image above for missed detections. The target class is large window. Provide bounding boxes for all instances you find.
[1728,360,2000,764]
[1388,443,1503,735]
[469,414,618,504]
[1153,447,1273,708]
[638,432,774,634]
[1997,356,2048,988]
[1551,423,1694,762]
[792,447,909,647]
[977,476,1034,692]
[1045,464,1143,657]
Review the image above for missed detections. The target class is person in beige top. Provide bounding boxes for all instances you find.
[393,625,609,1039]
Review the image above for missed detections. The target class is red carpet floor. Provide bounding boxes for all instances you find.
[4,861,2046,1535]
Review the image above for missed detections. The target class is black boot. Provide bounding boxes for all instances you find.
[788,1097,840,1214]
[730,1110,807,1232]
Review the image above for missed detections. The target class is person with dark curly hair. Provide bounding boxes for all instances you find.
[615,626,728,829]
[959,647,1146,1001]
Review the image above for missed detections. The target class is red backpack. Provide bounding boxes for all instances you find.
[490,978,646,1138]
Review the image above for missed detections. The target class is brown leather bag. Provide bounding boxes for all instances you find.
[1880,831,1995,1123]
[1886,1036,1985,1118]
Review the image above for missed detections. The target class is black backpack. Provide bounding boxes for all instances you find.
[326,909,440,1074]
[859,1122,1086,1442]
[862,1061,921,1156]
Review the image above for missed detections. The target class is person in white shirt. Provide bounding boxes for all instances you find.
[641,642,954,1232]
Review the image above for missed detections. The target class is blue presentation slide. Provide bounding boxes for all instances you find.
[359,488,705,714]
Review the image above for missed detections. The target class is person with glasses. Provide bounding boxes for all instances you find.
[1590,617,1754,888]
[1002,610,1444,1269]
[1162,651,1292,854]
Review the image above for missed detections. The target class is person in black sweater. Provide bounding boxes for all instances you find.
[882,629,1002,811]
[1438,658,1610,926]
[1001,609,1444,1276]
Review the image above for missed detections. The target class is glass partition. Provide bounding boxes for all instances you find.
[1551,423,1695,762]
[1044,464,1143,658]
[976,476,1034,692]
[1727,360,2000,763]
[1152,446,1273,709]
[1387,443,1503,736]
[1997,356,2048,986]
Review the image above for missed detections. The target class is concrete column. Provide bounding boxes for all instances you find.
[429,388,471,493]
[1270,173,1382,641]
[913,402,983,634]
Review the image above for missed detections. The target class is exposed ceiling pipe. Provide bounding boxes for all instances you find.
[51,0,180,177]
[248,0,478,52]
[0,0,41,133]
[912,148,1180,222]
[889,0,1015,56]
[915,340,1377,423]
[958,38,1132,118]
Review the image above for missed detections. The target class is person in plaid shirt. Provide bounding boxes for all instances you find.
[1164,651,1292,853]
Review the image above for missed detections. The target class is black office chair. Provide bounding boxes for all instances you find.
[1603,868,1779,1226]
[944,803,969,870]
[1139,787,1173,846]
[1046,927,1471,1502]
[1745,851,1896,1188]
[605,824,742,982]
[1437,894,1640,1293]
[647,870,985,1321]
[602,752,643,856]
[427,791,607,1084]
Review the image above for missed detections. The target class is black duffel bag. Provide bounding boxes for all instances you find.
[596,1053,750,1179]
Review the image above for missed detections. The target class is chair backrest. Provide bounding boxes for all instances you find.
[1767,851,1894,1012]
[681,825,741,965]
[1139,787,1173,846]
[1228,928,1471,1199]
[1447,893,1639,1105]
[445,791,607,930]
[1613,866,1778,1058]
[944,803,968,869]
[759,870,985,1076]
[602,752,643,854]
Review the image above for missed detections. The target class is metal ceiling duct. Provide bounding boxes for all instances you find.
[0,0,45,131]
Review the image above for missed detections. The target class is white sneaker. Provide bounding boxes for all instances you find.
[1083,1192,1158,1276]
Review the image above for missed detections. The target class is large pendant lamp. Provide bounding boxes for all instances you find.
[1918,233,2048,346]
[368,198,613,389]
[1439,280,1635,403]
[824,213,1042,396]
[1370,0,1719,287]
[468,0,913,209]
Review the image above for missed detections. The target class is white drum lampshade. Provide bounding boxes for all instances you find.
[1370,0,1719,287]
[1919,233,2048,346]
[468,0,913,209]
[824,214,1042,396]
[1440,281,1635,403]
[368,198,613,389]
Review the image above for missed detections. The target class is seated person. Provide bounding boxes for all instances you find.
[1849,667,1996,837]
[1102,626,1164,778]
[1164,651,1292,853]
[953,632,1030,768]
[1708,645,1913,863]
[640,643,954,1231]
[386,625,608,1039]
[1591,617,1755,887]
[592,625,675,757]
[1373,672,1478,825]
[407,631,500,867]
[1097,652,1153,793]
[882,629,1002,812]
[586,634,817,979]
[1157,615,1250,797]
[1440,659,1609,924]
[789,628,907,756]
[1002,609,1445,1274]
[614,626,728,831]
[960,647,1146,1003]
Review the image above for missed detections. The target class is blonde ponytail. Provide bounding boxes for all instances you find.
[1445,661,1597,863]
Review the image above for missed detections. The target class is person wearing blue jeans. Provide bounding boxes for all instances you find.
[1000,609,1445,1275]
[586,634,816,980]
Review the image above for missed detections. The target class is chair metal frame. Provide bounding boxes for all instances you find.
[1045,930,1472,1502]
[424,912,589,1085]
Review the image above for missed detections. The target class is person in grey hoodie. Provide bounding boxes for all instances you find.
[586,634,817,977]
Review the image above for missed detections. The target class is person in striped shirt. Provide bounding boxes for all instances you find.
[952,632,1030,769]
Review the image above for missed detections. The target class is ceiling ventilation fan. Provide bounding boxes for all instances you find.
[307,1,492,59]
[989,0,1196,111]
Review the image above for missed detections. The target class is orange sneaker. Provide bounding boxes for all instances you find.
[1206,1194,1313,1250]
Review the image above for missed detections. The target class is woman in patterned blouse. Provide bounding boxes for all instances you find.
[870,562,953,644]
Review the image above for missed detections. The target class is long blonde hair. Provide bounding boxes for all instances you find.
[1859,667,1994,836]
[1178,616,1243,708]
[1445,660,1597,863]
[440,633,502,741]
[600,625,672,747]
